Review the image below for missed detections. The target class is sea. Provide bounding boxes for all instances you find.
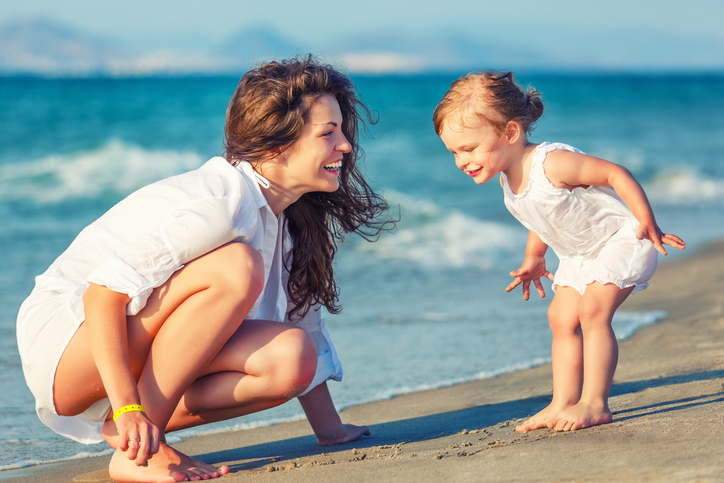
[2,72,724,470]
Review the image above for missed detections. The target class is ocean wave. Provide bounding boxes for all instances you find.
[0,141,203,204]
[645,169,724,205]
[612,310,666,340]
[347,190,525,269]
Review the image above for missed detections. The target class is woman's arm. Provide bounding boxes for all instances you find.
[543,150,685,255]
[506,231,554,300]
[83,283,160,464]
[297,382,370,446]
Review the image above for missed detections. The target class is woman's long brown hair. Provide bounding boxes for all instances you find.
[224,56,394,319]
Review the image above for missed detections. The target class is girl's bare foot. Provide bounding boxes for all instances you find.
[547,400,612,431]
[109,443,229,482]
[515,403,571,432]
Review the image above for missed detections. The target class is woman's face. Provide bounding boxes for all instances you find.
[275,94,351,195]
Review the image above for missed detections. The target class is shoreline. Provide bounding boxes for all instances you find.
[3,240,724,482]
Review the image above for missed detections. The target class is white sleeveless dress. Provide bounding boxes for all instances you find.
[501,142,658,295]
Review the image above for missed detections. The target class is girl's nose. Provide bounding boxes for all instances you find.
[455,154,468,170]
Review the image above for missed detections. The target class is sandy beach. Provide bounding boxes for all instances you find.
[3,240,723,483]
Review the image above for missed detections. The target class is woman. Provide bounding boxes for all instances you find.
[17,56,392,482]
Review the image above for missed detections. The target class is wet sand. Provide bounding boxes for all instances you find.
[3,241,724,482]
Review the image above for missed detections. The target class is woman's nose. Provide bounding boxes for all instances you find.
[337,133,352,153]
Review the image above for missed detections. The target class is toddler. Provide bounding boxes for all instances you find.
[433,71,685,431]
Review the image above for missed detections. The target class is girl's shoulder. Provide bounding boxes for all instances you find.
[533,142,584,161]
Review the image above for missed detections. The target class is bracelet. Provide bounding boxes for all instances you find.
[113,404,146,422]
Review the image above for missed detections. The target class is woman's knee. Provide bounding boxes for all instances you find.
[198,242,265,302]
[269,327,317,398]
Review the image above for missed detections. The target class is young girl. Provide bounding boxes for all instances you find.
[433,71,685,432]
[16,57,391,482]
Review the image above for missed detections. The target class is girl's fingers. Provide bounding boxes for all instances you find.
[506,277,522,292]
[662,233,686,248]
[533,278,545,298]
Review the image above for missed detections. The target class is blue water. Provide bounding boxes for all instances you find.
[2,73,724,470]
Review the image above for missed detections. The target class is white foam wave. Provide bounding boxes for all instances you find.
[0,141,204,204]
[0,448,114,471]
[351,190,525,269]
[612,310,666,340]
[645,169,724,205]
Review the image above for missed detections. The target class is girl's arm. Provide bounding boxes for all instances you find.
[298,382,370,446]
[84,283,161,464]
[506,231,554,300]
[543,150,685,255]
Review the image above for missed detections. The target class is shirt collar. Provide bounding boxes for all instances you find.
[233,159,273,213]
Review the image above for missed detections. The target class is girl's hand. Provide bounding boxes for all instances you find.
[636,222,686,256]
[317,423,371,446]
[115,410,161,466]
[506,255,554,300]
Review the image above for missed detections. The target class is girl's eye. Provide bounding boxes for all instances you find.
[466,148,474,153]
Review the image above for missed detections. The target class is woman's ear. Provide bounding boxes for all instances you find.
[505,121,521,144]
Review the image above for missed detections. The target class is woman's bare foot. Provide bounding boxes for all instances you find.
[515,403,570,432]
[547,400,612,431]
[109,443,229,482]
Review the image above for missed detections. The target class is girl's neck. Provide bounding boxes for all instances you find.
[502,140,538,195]
[502,139,535,179]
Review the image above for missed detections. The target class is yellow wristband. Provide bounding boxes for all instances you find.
[113,404,146,422]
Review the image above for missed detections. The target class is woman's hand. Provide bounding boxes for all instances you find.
[316,423,370,446]
[115,409,161,466]
[298,382,371,446]
[506,255,554,300]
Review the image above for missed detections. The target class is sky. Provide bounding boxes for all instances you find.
[1,0,723,72]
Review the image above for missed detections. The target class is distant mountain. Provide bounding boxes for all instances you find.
[215,26,305,67]
[0,17,130,75]
[0,17,237,76]
[0,17,551,77]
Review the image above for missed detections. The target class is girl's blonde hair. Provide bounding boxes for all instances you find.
[433,71,544,135]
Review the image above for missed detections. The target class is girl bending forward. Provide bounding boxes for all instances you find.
[434,71,684,432]
[17,57,392,482]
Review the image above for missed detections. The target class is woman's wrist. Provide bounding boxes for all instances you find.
[113,404,146,422]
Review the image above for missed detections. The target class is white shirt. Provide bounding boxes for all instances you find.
[17,157,341,444]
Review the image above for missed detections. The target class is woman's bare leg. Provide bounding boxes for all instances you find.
[167,320,317,431]
[548,282,633,431]
[516,286,583,432]
[54,243,275,482]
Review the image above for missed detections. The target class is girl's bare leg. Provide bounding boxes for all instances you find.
[54,243,315,482]
[516,286,583,432]
[548,282,633,431]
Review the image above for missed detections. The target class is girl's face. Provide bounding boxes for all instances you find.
[439,114,511,185]
[274,94,351,195]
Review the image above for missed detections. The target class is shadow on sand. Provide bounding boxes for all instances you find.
[196,368,724,474]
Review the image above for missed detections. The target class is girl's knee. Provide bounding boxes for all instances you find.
[548,303,580,335]
[577,302,613,329]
